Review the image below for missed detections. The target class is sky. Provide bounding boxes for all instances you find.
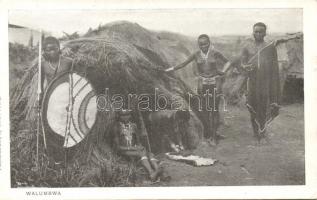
[8,9,303,37]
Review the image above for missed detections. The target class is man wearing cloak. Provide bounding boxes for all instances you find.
[236,22,281,143]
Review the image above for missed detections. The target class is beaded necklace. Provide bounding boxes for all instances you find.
[48,55,61,75]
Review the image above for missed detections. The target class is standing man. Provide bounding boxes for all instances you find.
[165,34,231,145]
[236,22,281,143]
[37,36,73,164]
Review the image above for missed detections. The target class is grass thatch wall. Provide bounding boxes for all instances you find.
[10,28,204,187]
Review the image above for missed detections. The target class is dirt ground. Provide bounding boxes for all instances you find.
[158,103,305,186]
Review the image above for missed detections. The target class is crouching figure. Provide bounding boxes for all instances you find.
[148,110,191,153]
[112,110,161,181]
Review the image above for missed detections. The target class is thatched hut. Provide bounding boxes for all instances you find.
[10,22,204,187]
[10,21,303,187]
[276,33,303,103]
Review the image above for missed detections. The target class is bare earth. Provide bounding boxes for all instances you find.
[158,103,305,186]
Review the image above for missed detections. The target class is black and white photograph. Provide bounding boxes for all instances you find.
[0,0,317,200]
[1,0,317,199]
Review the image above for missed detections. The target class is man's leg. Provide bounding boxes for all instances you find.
[210,84,222,144]
[251,118,269,144]
[140,154,161,181]
[200,84,211,139]
[215,78,227,139]
[149,153,171,182]
[259,127,267,143]
[147,153,159,171]
[210,109,216,144]
[122,150,156,180]
[213,91,221,140]
[250,114,260,142]
[140,157,156,179]
[204,110,211,139]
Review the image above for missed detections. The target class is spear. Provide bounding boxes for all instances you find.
[36,30,46,168]
[138,110,152,153]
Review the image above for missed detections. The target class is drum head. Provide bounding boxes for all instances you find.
[42,71,97,148]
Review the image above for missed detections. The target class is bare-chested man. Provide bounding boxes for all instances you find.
[165,34,231,145]
[40,36,73,91]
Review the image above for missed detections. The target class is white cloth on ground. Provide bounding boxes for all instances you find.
[165,153,217,166]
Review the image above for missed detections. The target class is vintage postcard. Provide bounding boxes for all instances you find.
[0,0,317,199]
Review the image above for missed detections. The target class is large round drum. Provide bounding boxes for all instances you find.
[42,71,97,150]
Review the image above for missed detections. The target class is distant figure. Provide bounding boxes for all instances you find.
[112,110,161,181]
[234,22,281,143]
[148,110,192,153]
[165,34,231,145]
[41,36,73,90]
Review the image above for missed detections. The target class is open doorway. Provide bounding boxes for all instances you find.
[282,74,304,104]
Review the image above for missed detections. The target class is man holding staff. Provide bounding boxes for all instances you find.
[36,36,73,165]
[233,22,281,143]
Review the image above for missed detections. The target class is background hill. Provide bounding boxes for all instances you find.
[71,21,303,103]
[10,21,303,105]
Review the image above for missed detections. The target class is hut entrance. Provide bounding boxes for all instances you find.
[282,74,304,104]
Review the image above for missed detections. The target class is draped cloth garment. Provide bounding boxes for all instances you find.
[245,42,281,134]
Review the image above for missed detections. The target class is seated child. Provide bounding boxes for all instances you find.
[113,110,160,181]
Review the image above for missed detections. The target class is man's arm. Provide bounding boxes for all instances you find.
[235,45,255,71]
[215,51,232,73]
[222,62,232,73]
[165,53,195,72]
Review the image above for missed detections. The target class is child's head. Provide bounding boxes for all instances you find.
[118,110,132,124]
[43,36,60,61]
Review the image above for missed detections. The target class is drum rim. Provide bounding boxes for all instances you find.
[78,90,96,135]
[41,70,97,148]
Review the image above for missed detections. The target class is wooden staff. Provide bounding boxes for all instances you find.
[36,30,45,168]
[138,110,152,153]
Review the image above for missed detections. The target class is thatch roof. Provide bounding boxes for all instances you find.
[82,21,302,99]
[82,21,197,85]
[10,21,207,186]
[277,32,303,78]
